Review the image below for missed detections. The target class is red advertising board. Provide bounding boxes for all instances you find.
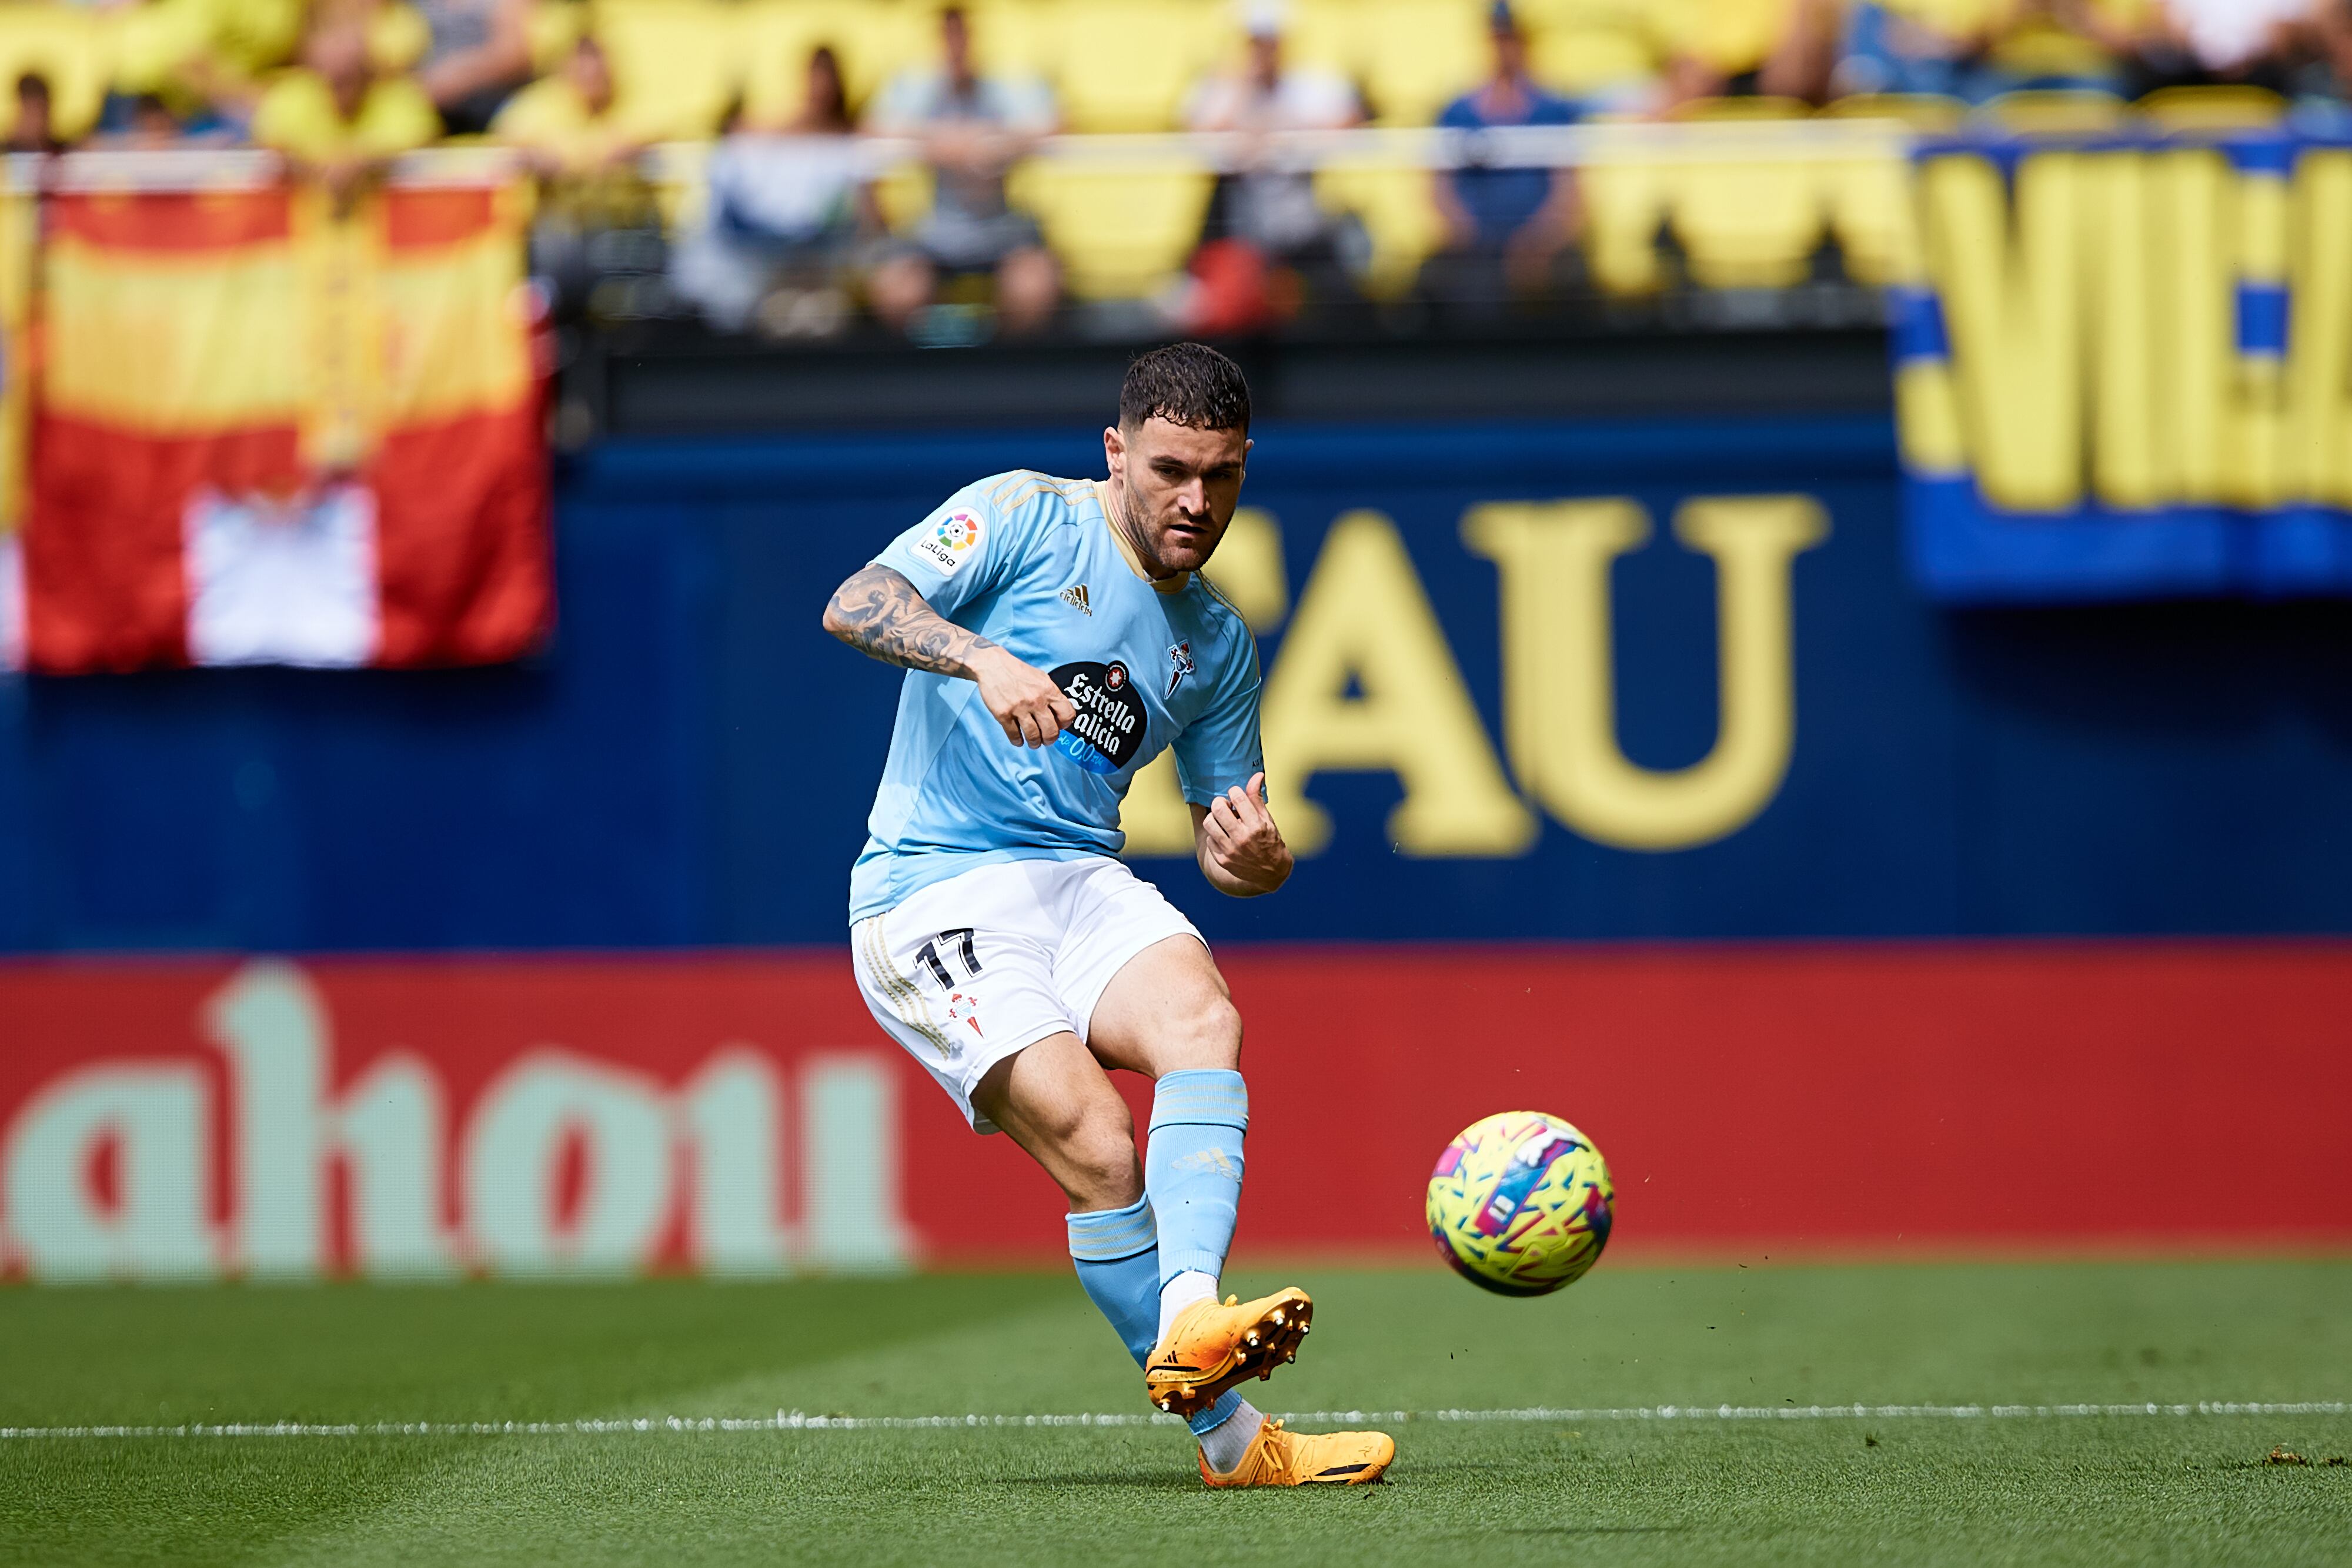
[2,944,2347,1281]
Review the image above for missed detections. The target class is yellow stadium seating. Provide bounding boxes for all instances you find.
[1662,105,1828,289]
[872,156,934,230]
[1007,156,1212,297]
[530,1,590,75]
[739,0,854,128]
[1821,93,1966,131]
[1975,88,2124,132]
[1313,161,1446,298]
[1575,129,1672,294]
[0,5,111,140]
[741,0,938,126]
[1816,99,1949,290]
[1817,141,1922,287]
[1658,0,1795,78]
[1358,0,1491,125]
[1054,0,1220,133]
[1515,0,1668,99]
[1271,0,1366,80]
[1668,93,1810,122]
[592,0,739,139]
[827,0,940,116]
[964,0,1065,86]
[2137,86,2287,132]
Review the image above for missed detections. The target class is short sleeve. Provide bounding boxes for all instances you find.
[1172,637,1264,807]
[869,483,1019,618]
[361,80,443,158]
[251,73,328,160]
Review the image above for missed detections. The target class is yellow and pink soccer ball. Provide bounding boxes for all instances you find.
[1425,1111,1613,1296]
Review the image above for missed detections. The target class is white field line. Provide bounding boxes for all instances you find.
[1,1402,2347,1440]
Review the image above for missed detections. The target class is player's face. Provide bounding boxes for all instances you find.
[1105,417,1251,577]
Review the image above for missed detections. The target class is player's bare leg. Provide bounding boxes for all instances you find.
[970,1031,1142,1213]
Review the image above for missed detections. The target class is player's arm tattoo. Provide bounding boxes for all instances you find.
[822,566,1000,678]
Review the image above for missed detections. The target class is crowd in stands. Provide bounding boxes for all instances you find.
[3,0,2350,335]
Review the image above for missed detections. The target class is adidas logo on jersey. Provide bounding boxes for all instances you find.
[1060,584,1092,615]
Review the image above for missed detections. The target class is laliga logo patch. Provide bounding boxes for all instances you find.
[1050,660,1147,775]
[915,509,984,577]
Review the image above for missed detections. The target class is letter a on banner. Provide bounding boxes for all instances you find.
[1259,510,1535,857]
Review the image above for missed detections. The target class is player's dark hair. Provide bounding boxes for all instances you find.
[1119,342,1252,435]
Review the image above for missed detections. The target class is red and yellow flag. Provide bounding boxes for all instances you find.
[23,176,550,672]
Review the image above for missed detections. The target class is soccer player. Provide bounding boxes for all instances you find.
[823,343,1394,1488]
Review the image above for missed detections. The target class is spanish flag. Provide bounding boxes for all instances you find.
[21,177,550,672]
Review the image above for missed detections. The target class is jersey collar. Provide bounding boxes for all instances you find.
[1094,480,1190,595]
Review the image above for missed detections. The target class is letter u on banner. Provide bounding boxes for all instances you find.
[1464,496,1826,851]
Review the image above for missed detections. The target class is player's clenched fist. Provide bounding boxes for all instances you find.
[1198,773,1292,897]
[973,646,1079,748]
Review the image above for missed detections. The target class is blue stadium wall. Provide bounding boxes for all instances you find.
[6,411,2352,953]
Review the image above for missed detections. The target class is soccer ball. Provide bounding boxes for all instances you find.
[1425,1111,1613,1296]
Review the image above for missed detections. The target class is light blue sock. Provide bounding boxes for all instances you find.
[1065,1199,1249,1438]
[1145,1068,1248,1286]
[1066,1197,1160,1368]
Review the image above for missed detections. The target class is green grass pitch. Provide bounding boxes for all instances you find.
[4,1257,2349,1566]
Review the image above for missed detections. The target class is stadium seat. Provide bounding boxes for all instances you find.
[1659,0,1796,81]
[643,139,711,231]
[1818,99,1954,287]
[1975,89,2126,132]
[1667,93,1810,123]
[592,0,740,139]
[738,0,851,128]
[1815,131,1924,287]
[1007,156,1212,298]
[827,0,940,117]
[1358,0,1491,125]
[1278,0,1367,82]
[1822,93,1966,132]
[1054,0,1219,132]
[1654,105,1829,290]
[964,0,1065,87]
[872,158,934,232]
[1575,121,1672,295]
[0,4,119,139]
[2136,86,2288,132]
[529,0,589,76]
[1313,161,1446,299]
[1515,0,1667,102]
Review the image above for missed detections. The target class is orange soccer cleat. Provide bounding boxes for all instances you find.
[1142,1287,1312,1419]
[1198,1419,1395,1487]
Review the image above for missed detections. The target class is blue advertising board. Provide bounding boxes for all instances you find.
[6,411,2352,952]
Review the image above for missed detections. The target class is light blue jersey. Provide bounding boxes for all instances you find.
[848,470,1264,922]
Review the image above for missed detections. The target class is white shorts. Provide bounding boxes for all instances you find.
[851,856,1204,1134]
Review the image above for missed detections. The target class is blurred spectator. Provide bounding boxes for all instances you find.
[98,94,196,150]
[1422,4,1579,312]
[2126,0,2313,91]
[864,5,1058,338]
[251,9,440,208]
[492,34,639,174]
[415,0,533,136]
[1184,2,1365,316]
[1663,0,1841,103]
[1980,0,2130,95]
[671,45,875,336]
[148,0,308,125]
[1830,3,1989,99]
[6,73,67,156]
